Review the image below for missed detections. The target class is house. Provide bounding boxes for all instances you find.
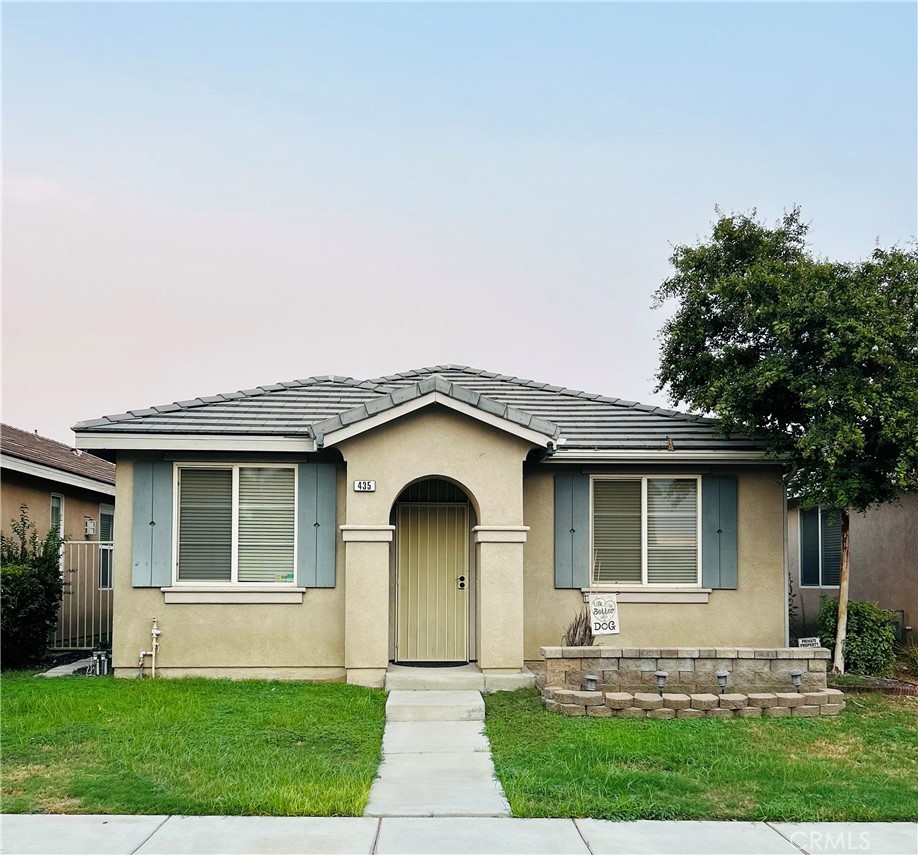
[1,424,116,647]
[787,496,918,643]
[72,365,788,686]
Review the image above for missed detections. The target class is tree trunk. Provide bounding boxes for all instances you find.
[832,509,851,675]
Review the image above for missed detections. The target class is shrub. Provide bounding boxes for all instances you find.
[0,505,65,668]
[817,596,898,675]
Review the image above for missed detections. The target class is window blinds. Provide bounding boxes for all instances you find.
[177,468,232,582]
[238,467,295,583]
[647,478,698,584]
[592,480,642,583]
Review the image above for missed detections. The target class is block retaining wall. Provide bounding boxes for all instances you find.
[541,686,846,719]
[540,645,830,695]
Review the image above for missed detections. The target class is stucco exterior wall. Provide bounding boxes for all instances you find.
[111,456,347,678]
[789,495,918,639]
[1,470,111,543]
[108,411,788,679]
[522,466,787,660]
[336,405,534,679]
[335,405,533,526]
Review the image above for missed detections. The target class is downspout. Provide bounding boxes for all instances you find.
[783,490,790,647]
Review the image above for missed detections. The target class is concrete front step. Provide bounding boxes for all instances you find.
[385,665,536,693]
[386,690,485,722]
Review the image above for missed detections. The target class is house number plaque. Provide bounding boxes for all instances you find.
[353,480,376,492]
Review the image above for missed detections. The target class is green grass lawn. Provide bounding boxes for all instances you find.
[484,689,918,822]
[1,674,386,816]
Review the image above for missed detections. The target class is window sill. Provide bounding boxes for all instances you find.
[581,586,711,604]
[162,586,305,604]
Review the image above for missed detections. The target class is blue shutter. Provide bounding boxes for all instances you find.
[799,507,820,586]
[297,463,337,587]
[701,474,738,589]
[131,460,174,587]
[554,473,590,589]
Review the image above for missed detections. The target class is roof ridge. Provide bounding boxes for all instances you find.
[313,375,561,440]
[72,375,393,431]
[1,422,84,454]
[373,366,718,424]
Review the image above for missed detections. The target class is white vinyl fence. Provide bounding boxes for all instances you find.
[52,540,113,649]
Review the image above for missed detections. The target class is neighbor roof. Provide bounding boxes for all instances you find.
[72,364,768,457]
[2,424,116,486]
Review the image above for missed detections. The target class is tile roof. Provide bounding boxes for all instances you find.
[2,424,116,485]
[71,365,767,454]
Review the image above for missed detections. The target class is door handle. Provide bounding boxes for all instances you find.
[457,575,466,590]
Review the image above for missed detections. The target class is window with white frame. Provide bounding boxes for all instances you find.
[175,465,296,584]
[592,476,700,586]
[99,504,114,590]
[799,506,841,587]
[50,494,64,536]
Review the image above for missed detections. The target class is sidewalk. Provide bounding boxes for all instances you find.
[2,815,916,855]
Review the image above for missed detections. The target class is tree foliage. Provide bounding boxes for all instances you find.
[654,208,918,513]
[1,505,65,668]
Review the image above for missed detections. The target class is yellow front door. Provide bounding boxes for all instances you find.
[396,503,469,663]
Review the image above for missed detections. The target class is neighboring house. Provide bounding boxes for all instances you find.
[72,365,787,685]
[788,496,918,643]
[1,424,117,646]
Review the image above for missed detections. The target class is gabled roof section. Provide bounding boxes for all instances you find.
[369,365,765,457]
[1,424,116,487]
[313,375,561,447]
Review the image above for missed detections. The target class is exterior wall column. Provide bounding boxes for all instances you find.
[341,525,395,687]
[474,526,529,673]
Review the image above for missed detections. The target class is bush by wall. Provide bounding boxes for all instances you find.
[0,506,65,668]
[818,596,898,675]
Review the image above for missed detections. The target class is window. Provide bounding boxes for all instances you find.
[175,465,296,584]
[800,507,841,587]
[99,504,114,590]
[592,476,700,586]
[50,494,64,536]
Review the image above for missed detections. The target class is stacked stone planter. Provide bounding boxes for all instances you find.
[540,686,846,719]
[540,646,831,694]
[539,645,845,719]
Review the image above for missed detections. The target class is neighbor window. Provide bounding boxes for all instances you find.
[50,494,64,536]
[99,504,114,590]
[800,507,841,587]
[175,465,296,584]
[592,477,700,586]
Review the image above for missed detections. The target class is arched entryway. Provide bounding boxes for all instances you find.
[391,478,474,664]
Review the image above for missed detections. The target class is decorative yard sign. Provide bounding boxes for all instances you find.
[589,593,620,635]
[797,636,821,648]
[353,480,376,492]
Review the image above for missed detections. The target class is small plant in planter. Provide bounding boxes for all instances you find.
[562,607,594,647]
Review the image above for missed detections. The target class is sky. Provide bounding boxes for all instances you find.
[3,2,916,445]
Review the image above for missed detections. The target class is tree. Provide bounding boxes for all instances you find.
[653,208,918,674]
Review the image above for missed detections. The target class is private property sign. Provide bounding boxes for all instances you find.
[589,593,620,635]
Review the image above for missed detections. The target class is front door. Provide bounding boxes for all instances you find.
[396,503,469,663]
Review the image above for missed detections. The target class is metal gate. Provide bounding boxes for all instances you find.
[52,541,114,649]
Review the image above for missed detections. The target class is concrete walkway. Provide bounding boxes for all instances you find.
[363,691,510,817]
[38,657,92,678]
[2,815,915,854]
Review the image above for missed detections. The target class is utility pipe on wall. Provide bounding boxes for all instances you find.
[137,617,162,678]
